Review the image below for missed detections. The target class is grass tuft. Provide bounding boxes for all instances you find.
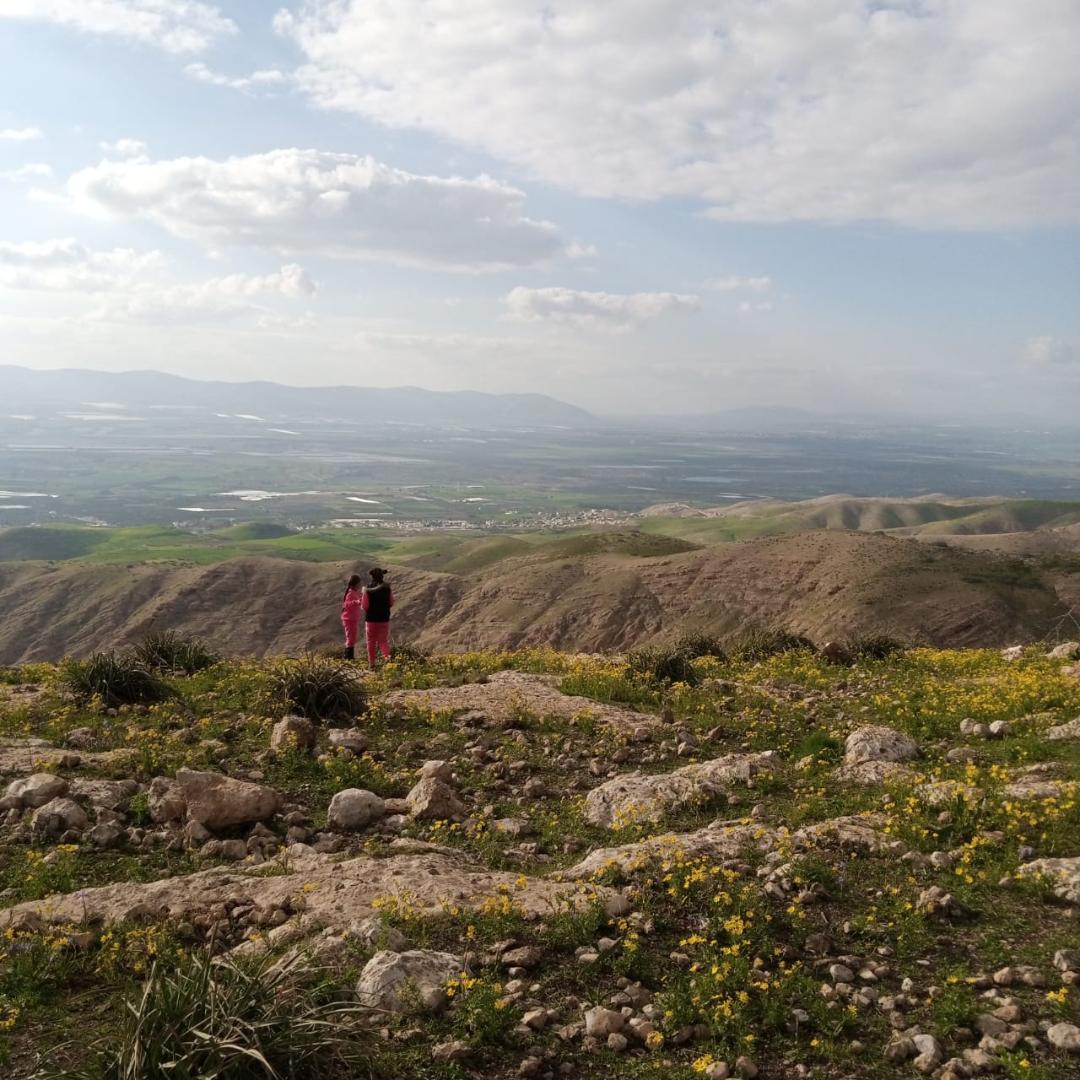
[270,654,368,722]
[59,652,172,708]
[133,631,220,675]
[51,949,377,1079]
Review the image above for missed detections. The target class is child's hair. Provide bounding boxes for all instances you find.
[369,567,386,585]
[343,573,362,600]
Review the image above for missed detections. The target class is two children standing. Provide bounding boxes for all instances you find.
[341,567,394,665]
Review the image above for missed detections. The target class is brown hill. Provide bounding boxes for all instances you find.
[0,530,1072,664]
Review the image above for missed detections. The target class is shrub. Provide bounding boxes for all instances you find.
[625,633,727,685]
[729,627,815,663]
[270,655,367,722]
[133,632,219,675]
[844,633,905,661]
[59,652,172,708]
[673,633,727,662]
[389,642,431,665]
[54,950,377,1079]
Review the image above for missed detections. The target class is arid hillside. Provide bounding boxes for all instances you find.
[1,529,1074,663]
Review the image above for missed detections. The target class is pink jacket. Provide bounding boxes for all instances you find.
[341,587,362,628]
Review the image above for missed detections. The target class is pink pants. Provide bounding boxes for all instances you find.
[365,621,391,665]
[342,619,360,649]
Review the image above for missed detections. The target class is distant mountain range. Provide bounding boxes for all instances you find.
[0,365,594,429]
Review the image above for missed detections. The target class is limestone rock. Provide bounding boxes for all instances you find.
[1016,856,1080,903]
[328,728,368,754]
[176,768,280,830]
[355,948,464,1013]
[327,788,385,831]
[406,776,466,821]
[270,716,316,752]
[584,752,778,829]
[844,726,919,765]
[584,1006,625,1037]
[147,776,186,823]
[1048,641,1080,660]
[1047,1022,1080,1053]
[5,772,69,809]
[31,797,88,837]
[1047,717,1080,741]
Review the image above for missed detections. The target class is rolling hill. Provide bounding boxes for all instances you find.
[0,529,1074,664]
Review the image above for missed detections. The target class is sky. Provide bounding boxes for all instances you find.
[0,0,1077,418]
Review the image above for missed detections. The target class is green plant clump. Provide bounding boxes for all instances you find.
[59,652,172,708]
[625,632,727,685]
[729,627,815,663]
[270,655,367,722]
[133,632,220,675]
[53,950,376,1080]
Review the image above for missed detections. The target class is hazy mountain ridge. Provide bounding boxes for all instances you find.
[0,365,593,428]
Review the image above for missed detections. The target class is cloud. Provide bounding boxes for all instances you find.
[184,63,287,94]
[0,0,236,54]
[0,126,42,141]
[66,148,566,270]
[99,138,148,158]
[504,286,699,331]
[1024,335,1079,369]
[91,263,316,323]
[279,0,1080,229]
[0,163,53,183]
[707,276,771,293]
[0,237,312,322]
[0,237,162,289]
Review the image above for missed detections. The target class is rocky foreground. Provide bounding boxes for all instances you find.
[1,642,1080,1078]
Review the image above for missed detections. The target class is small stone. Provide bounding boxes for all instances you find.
[270,716,316,752]
[31,797,87,837]
[1047,1022,1080,1053]
[607,1032,628,1052]
[705,1063,730,1080]
[734,1055,758,1078]
[522,1008,548,1031]
[327,788,385,831]
[432,1039,471,1062]
[328,728,368,754]
[5,773,69,809]
[988,720,1011,738]
[830,963,855,984]
[583,1006,625,1038]
[884,1037,916,1063]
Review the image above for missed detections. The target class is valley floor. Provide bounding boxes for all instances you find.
[1,642,1080,1078]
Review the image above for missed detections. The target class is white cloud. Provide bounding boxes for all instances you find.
[504,286,699,331]
[1024,335,1079,369]
[66,148,566,270]
[184,62,287,94]
[92,264,316,323]
[0,237,312,323]
[707,276,772,293]
[0,237,162,289]
[0,126,42,141]
[0,163,53,183]
[99,138,148,158]
[0,0,235,54]
[279,0,1080,229]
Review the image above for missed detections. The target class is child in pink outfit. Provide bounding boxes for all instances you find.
[340,574,362,660]
[360,567,394,667]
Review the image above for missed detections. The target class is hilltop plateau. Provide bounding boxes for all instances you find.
[1,639,1079,1078]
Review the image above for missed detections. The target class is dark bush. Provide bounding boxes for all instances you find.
[843,633,905,661]
[60,652,172,708]
[390,642,431,665]
[133,631,220,674]
[270,655,367,722]
[625,634,725,684]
